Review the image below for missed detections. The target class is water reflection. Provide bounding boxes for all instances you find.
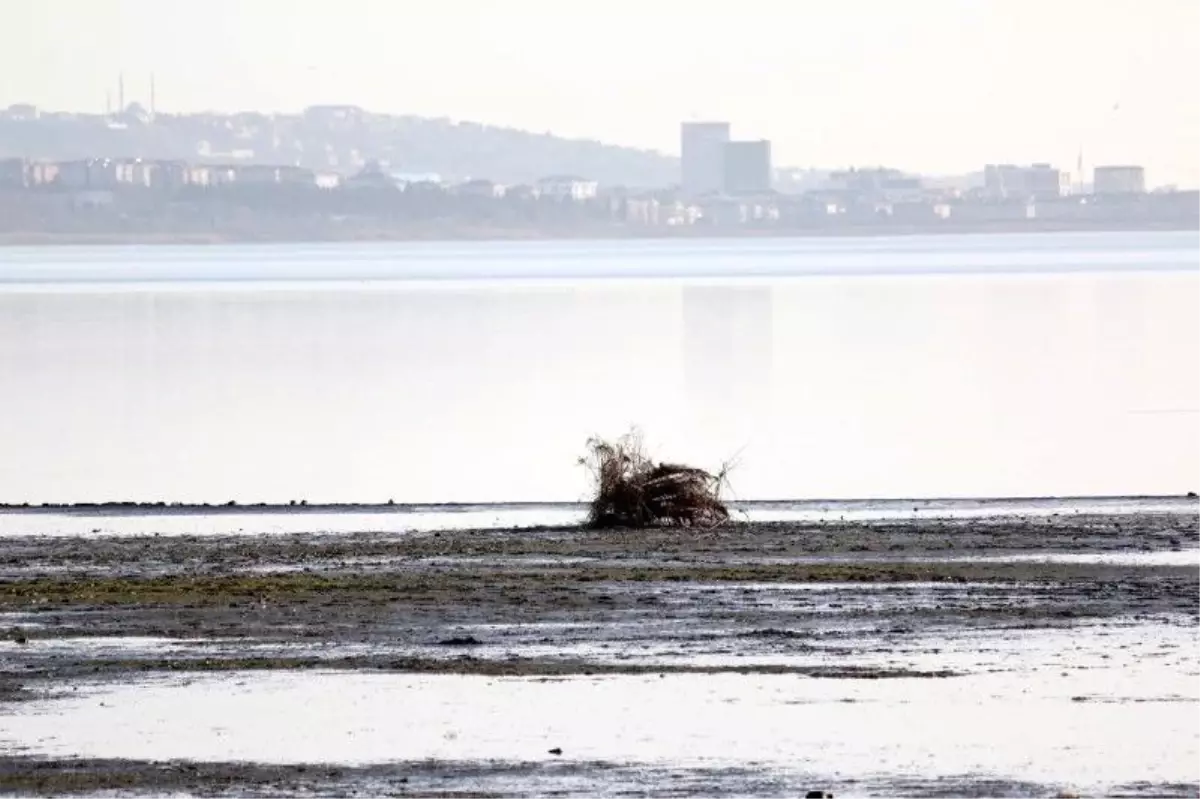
[682,285,773,460]
[0,243,1196,504]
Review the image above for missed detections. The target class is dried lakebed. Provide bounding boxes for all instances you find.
[0,510,1197,797]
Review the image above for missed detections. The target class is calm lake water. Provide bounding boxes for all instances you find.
[1,232,1197,504]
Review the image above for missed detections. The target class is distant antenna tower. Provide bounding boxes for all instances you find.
[105,91,112,117]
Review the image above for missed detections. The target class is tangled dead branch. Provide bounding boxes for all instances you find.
[579,431,730,529]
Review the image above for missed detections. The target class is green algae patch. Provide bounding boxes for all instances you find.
[1,560,1190,610]
[0,573,397,606]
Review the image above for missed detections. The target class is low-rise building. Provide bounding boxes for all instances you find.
[390,172,443,188]
[822,167,926,205]
[1032,197,1090,221]
[152,161,185,189]
[55,159,120,190]
[454,179,506,199]
[28,161,58,186]
[0,158,28,187]
[342,162,399,191]
[207,166,240,186]
[276,166,317,186]
[698,196,744,226]
[3,103,39,121]
[185,165,214,187]
[697,195,779,226]
[404,180,446,197]
[315,172,342,189]
[234,165,282,184]
[622,197,662,225]
[1093,165,1146,195]
[983,163,1067,200]
[303,105,365,126]
[505,184,540,201]
[114,159,157,188]
[536,175,599,201]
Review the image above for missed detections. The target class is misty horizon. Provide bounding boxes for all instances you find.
[3,0,1197,187]
[1,101,1188,189]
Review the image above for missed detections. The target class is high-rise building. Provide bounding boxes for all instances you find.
[680,122,730,196]
[722,140,772,195]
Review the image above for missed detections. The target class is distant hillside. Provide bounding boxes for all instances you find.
[0,105,680,188]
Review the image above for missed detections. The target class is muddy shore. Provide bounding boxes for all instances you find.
[0,510,1196,797]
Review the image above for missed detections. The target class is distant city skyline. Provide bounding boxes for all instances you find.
[2,0,1197,186]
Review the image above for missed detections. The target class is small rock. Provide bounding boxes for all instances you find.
[805,792,833,799]
[437,636,482,647]
[548,747,562,756]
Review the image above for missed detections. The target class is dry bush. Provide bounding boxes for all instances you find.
[579,430,730,529]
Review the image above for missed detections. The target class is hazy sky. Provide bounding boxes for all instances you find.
[3,0,1198,185]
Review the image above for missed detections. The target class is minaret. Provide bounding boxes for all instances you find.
[118,73,125,114]
[150,73,156,119]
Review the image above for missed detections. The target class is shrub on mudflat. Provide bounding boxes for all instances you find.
[579,431,729,529]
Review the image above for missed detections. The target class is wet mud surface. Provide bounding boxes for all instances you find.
[2,756,1193,798]
[0,510,1197,797]
[0,758,790,799]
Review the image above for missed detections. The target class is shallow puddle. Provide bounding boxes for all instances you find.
[957,550,1200,566]
[1,496,1193,538]
[1,622,1195,796]
[0,507,585,539]
[2,670,1196,795]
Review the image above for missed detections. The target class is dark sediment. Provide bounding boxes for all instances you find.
[0,510,1196,796]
